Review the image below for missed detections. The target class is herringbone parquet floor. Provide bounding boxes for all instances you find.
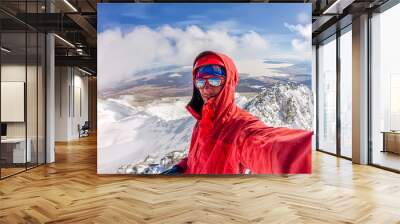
[1,134,400,224]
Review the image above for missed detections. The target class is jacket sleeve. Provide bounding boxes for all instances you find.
[239,124,313,174]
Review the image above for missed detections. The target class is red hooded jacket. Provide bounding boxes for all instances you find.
[177,51,313,174]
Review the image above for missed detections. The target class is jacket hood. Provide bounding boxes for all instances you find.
[186,51,239,122]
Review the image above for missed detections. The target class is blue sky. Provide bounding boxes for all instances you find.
[98,3,310,34]
[97,3,311,89]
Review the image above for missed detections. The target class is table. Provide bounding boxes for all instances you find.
[381,131,400,154]
[1,138,32,163]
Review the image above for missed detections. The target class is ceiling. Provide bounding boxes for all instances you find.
[1,0,395,75]
[311,0,391,44]
[0,0,97,74]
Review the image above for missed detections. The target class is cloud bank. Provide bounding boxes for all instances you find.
[98,21,311,90]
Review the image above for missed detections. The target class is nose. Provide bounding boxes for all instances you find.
[203,82,212,91]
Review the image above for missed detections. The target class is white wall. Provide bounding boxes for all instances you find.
[1,65,26,131]
[1,82,25,122]
[1,63,46,164]
[1,65,39,138]
[55,66,69,141]
[55,67,89,141]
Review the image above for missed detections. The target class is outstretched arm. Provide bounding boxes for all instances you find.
[239,124,313,174]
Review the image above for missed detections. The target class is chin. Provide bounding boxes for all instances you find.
[202,96,212,101]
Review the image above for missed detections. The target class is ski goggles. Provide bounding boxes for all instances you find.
[194,76,224,89]
[196,64,226,79]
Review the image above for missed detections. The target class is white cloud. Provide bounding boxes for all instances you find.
[291,38,309,52]
[284,22,311,39]
[98,21,311,89]
[284,22,312,59]
[169,73,182,78]
[98,24,273,89]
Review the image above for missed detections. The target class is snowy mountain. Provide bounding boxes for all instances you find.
[244,82,313,130]
[98,82,313,174]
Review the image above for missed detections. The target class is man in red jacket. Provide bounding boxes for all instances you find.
[162,51,313,174]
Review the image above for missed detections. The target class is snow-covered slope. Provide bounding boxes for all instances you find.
[97,97,195,174]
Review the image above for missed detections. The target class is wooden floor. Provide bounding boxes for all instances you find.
[1,167,26,178]
[1,163,43,178]
[1,135,400,223]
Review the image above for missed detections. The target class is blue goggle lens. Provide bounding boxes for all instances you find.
[195,77,223,89]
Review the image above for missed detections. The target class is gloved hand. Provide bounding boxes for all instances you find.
[161,165,184,175]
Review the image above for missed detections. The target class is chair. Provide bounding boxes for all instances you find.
[79,121,90,138]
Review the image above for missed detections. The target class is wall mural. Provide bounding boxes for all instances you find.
[97,3,313,175]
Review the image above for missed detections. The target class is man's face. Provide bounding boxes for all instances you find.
[196,75,225,102]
